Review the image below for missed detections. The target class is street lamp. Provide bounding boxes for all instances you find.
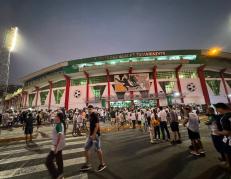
[207,47,222,56]
[4,27,18,93]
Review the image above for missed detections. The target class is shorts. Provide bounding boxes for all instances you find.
[25,127,33,135]
[84,136,101,151]
[170,122,179,132]
[187,128,200,140]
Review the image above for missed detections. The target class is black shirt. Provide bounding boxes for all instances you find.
[220,112,231,132]
[110,111,116,118]
[89,112,100,136]
[25,117,34,129]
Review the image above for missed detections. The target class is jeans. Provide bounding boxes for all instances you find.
[46,150,63,179]
[154,126,160,139]
[160,121,170,140]
[132,120,136,129]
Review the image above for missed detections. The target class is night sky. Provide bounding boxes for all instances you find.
[1,0,231,84]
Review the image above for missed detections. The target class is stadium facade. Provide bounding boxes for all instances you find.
[4,49,231,110]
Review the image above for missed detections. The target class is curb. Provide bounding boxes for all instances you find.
[0,125,132,144]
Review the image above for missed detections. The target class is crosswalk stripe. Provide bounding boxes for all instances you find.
[0,148,84,164]
[0,136,86,151]
[66,173,88,179]
[0,140,86,156]
[0,156,86,178]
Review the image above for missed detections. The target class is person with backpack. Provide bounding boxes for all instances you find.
[158,107,170,141]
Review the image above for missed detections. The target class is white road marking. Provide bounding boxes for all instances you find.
[0,140,86,156]
[0,148,84,164]
[0,157,86,178]
[0,136,86,151]
[66,173,88,179]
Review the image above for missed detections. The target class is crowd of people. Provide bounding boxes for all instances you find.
[1,102,231,177]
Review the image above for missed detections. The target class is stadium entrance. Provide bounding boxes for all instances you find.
[110,99,156,108]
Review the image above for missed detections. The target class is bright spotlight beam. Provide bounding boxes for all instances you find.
[9,27,18,52]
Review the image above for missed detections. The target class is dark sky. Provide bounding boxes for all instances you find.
[1,0,231,84]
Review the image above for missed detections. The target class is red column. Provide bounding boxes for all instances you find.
[24,91,28,107]
[84,71,90,107]
[129,67,134,101]
[197,65,211,105]
[220,69,231,104]
[176,65,184,103]
[35,86,40,107]
[64,75,71,110]
[153,66,160,107]
[106,69,111,109]
[48,81,53,110]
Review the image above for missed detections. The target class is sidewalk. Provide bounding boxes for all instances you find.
[0,122,130,143]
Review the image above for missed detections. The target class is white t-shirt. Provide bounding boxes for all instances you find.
[158,110,167,122]
[131,112,136,121]
[137,112,142,121]
[52,123,65,151]
[187,112,199,132]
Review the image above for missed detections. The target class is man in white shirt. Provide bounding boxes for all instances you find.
[158,107,170,140]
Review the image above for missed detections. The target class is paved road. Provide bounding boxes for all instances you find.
[0,124,230,179]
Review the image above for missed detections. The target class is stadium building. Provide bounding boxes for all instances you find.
[4,49,231,110]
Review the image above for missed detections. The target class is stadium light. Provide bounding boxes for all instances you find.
[173,92,180,97]
[5,27,18,52]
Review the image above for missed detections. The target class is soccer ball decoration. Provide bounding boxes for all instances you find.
[187,83,196,92]
[74,90,81,98]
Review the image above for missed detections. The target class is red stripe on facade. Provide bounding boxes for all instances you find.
[197,65,211,105]
[220,69,231,104]
[64,75,70,110]
[153,66,160,107]
[48,81,53,110]
[106,69,111,109]
[176,65,184,103]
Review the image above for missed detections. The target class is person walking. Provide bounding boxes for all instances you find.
[214,103,231,169]
[158,107,170,141]
[80,105,106,172]
[205,107,225,162]
[23,112,34,143]
[169,105,181,144]
[183,106,204,156]
[45,112,65,179]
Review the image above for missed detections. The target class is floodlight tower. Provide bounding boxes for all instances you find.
[1,27,18,94]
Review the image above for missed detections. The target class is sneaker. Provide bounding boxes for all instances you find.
[190,151,200,156]
[150,140,154,144]
[97,164,107,172]
[80,164,92,171]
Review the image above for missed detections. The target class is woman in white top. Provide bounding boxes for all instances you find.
[137,109,142,130]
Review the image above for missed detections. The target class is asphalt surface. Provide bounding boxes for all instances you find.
[0,124,230,179]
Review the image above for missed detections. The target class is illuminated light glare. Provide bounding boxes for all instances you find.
[207,47,222,56]
[173,92,180,97]
[228,94,231,98]
[9,27,18,52]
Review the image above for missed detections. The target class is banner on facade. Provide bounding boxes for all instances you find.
[114,73,150,92]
